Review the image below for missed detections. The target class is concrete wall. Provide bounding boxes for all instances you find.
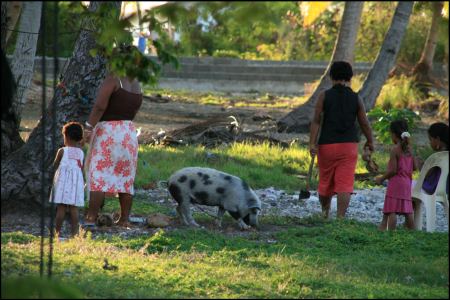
[29,56,447,95]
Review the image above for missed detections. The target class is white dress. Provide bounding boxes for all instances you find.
[50,146,85,207]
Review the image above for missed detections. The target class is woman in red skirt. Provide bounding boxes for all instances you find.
[309,61,374,219]
[83,45,143,228]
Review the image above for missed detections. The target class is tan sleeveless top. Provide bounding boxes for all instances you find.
[100,78,143,121]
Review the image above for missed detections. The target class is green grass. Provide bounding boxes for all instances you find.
[2,139,446,299]
[135,142,395,193]
[2,218,448,298]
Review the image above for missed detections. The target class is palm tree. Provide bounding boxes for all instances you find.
[277,1,364,133]
[2,2,23,49]
[1,2,121,203]
[277,1,414,133]
[11,1,43,128]
[358,1,414,110]
[412,2,444,84]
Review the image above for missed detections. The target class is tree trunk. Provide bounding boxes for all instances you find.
[412,1,444,83]
[358,1,413,111]
[10,1,43,127]
[1,2,7,51]
[5,1,23,47]
[1,2,121,204]
[277,2,364,133]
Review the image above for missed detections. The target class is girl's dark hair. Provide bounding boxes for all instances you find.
[390,119,410,153]
[62,122,83,142]
[330,61,353,81]
[428,122,449,149]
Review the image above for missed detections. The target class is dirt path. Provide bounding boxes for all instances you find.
[21,79,298,141]
[21,78,442,148]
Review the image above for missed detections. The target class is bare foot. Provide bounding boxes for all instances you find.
[115,220,132,228]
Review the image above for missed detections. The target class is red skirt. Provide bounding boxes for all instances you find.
[317,143,358,197]
[85,120,138,196]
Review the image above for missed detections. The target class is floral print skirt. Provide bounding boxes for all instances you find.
[85,120,138,196]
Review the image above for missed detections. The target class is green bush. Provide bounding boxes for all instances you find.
[367,107,421,144]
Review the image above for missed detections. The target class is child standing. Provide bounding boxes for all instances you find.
[375,119,418,231]
[422,122,449,194]
[50,122,85,237]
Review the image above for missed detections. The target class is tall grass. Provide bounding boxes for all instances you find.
[376,75,422,110]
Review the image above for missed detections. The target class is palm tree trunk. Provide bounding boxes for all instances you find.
[358,1,414,110]
[11,1,43,127]
[4,1,23,47]
[1,2,121,204]
[412,1,444,82]
[1,2,7,51]
[277,2,364,133]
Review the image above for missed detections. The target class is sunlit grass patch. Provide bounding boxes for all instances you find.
[143,86,308,109]
[135,142,391,193]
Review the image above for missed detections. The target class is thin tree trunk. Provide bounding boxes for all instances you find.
[1,2,121,203]
[358,1,414,111]
[277,2,364,133]
[412,1,444,82]
[11,1,43,127]
[1,2,7,51]
[5,1,23,47]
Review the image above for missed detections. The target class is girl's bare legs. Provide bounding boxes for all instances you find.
[69,206,79,236]
[378,214,388,231]
[55,204,67,236]
[117,193,133,227]
[404,213,415,230]
[319,195,332,219]
[85,191,105,224]
[337,192,351,218]
[387,213,397,230]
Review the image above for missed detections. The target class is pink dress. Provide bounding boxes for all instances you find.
[383,147,414,214]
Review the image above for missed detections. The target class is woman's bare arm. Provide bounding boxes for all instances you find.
[309,92,324,156]
[357,97,374,151]
[86,75,117,127]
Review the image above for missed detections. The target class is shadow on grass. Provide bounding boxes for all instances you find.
[1,216,448,298]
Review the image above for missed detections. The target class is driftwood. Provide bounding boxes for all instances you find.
[138,116,289,148]
[143,94,171,103]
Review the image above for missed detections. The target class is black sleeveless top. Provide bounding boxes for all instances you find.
[318,84,359,145]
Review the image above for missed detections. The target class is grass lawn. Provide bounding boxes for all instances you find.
[2,142,447,299]
[134,142,395,193]
[2,217,448,298]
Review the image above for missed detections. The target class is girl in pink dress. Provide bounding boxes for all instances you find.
[375,119,419,231]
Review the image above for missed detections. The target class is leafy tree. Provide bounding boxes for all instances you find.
[1,1,178,203]
[367,107,421,144]
[277,1,364,133]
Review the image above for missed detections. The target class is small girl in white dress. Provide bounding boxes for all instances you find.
[50,122,85,237]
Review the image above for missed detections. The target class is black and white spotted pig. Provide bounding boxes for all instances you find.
[168,167,261,230]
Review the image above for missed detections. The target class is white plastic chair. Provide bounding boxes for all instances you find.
[412,151,449,232]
